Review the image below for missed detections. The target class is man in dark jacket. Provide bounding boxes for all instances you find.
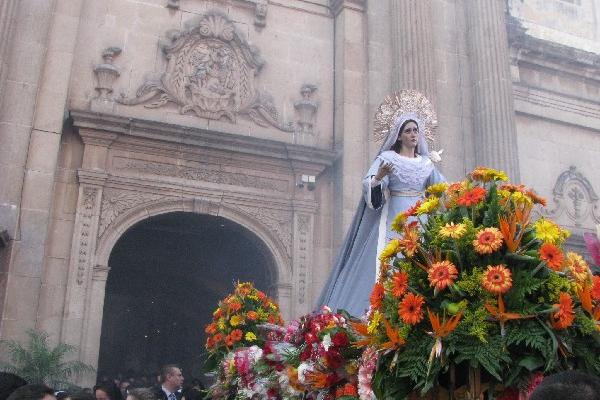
[152,365,183,400]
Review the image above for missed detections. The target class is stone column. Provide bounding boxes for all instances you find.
[465,0,520,180]
[0,0,57,341]
[0,0,18,99]
[390,0,437,101]
[331,0,368,248]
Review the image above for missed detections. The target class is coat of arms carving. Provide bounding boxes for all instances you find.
[117,11,293,131]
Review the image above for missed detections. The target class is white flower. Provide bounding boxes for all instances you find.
[297,362,314,384]
[429,149,444,163]
[322,333,332,351]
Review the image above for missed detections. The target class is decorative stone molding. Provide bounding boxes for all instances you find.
[92,265,111,282]
[254,0,268,28]
[230,204,293,258]
[117,10,293,132]
[541,166,600,227]
[91,47,122,113]
[294,84,318,145]
[75,186,101,285]
[99,189,167,237]
[330,0,365,17]
[294,213,312,308]
[112,157,288,193]
[166,0,179,9]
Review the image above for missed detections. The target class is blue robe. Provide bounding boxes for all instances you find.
[317,151,445,316]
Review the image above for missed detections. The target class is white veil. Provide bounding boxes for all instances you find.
[378,111,430,157]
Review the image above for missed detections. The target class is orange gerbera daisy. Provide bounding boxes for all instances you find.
[391,271,409,297]
[457,187,487,207]
[228,301,242,312]
[473,227,504,254]
[525,189,547,206]
[205,322,218,335]
[539,242,564,271]
[370,282,385,310]
[400,222,420,257]
[212,332,224,345]
[336,383,358,397]
[592,275,600,301]
[482,265,512,295]
[405,200,422,217]
[428,261,459,291]
[550,292,575,329]
[246,311,258,321]
[398,292,425,325]
[224,334,235,347]
[565,252,590,283]
[230,329,243,342]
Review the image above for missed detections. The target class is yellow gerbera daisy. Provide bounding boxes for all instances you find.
[416,197,440,215]
[533,218,570,244]
[426,182,449,196]
[368,310,382,334]
[229,315,244,327]
[439,222,467,239]
[470,167,509,182]
[391,212,408,233]
[244,332,257,342]
[379,239,401,262]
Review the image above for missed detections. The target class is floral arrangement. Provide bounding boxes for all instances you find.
[207,345,280,399]
[270,306,363,400]
[361,167,600,398]
[204,282,284,375]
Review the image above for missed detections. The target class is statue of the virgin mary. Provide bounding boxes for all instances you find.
[317,90,446,316]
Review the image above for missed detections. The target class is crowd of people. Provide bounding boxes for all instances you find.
[0,366,206,400]
[1,365,600,399]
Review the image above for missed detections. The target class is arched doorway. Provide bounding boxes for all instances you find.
[96,211,277,381]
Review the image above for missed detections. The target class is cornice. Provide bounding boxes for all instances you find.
[330,0,365,17]
[70,110,338,169]
[507,14,600,77]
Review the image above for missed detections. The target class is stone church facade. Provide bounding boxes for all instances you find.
[0,0,599,384]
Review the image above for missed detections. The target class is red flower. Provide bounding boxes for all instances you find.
[332,331,349,347]
[324,349,344,369]
[370,282,385,310]
[405,200,422,217]
[592,275,600,301]
[457,187,487,207]
[300,346,312,361]
[230,329,243,342]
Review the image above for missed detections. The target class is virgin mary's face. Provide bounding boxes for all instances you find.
[398,121,419,149]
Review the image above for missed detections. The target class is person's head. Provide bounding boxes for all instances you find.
[159,365,183,392]
[0,372,27,400]
[68,391,94,400]
[93,384,121,400]
[6,384,55,400]
[125,388,155,400]
[529,370,600,400]
[391,119,419,155]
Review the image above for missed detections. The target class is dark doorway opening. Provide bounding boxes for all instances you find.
[97,212,276,382]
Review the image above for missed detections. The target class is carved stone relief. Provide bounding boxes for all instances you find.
[230,203,293,258]
[91,47,122,113]
[77,187,99,285]
[254,0,268,28]
[541,166,600,227]
[117,10,293,131]
[295,213,311,306]
[99,189,167,238]
[113,157,288,193]
[293,84,318,145]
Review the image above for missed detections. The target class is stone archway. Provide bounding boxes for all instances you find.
[61,111,336,386]
[96,211,278,379]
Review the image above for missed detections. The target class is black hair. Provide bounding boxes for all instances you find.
[6,384,54,400]
[0,373,28,400]
[529,370,600,400]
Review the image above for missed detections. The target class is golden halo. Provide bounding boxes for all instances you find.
[373,90,437,146]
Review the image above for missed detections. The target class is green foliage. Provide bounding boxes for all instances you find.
[544,272,575,303]
[0,330,94,389]
[448,335,511,381]
[482,183,500,228]
[455,267,484,297]
[459,305,492,342]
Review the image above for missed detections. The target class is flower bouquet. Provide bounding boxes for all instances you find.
[362,167,600,399]
[204,282,284,398]
[271,306,363,400]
